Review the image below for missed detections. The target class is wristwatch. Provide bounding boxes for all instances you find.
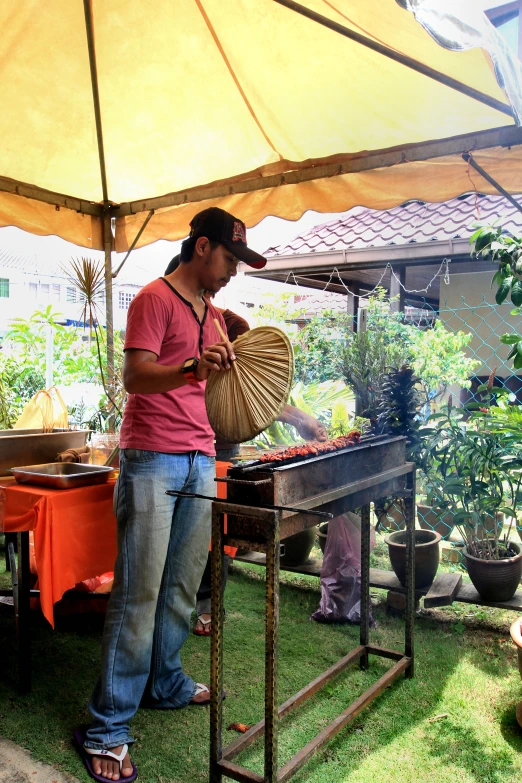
[181,357,201,385]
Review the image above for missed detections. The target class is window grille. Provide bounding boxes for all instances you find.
[119,291,135,310]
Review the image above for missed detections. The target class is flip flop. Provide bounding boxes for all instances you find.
[73,726,138,783]
[193,616,212,636]
[191,682,226,706]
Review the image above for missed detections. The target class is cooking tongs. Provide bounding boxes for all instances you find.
[165,489,333,519]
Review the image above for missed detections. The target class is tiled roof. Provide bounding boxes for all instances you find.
[264,193,522,256]
[0,249,83,277]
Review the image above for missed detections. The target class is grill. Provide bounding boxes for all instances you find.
[219,434,411,543]
[209,432,417,783]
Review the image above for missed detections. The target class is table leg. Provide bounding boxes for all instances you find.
[5,532,16,572]
[16,531,31,694]
[264,513,280,783]
[404,469,416,678]
[360,504,371,671]
[210,506,225,783]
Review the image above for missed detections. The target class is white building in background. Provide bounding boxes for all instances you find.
[0,250,142,335]
[0,247,341,340]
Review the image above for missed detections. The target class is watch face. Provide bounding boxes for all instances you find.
[182,357,198,377]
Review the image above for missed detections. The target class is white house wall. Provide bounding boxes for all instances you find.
[0,261,141,333]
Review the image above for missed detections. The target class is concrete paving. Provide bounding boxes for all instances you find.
[0,738,80,783]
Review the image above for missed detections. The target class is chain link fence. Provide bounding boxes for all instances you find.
[385,291,520,563]
[266,272,522,565]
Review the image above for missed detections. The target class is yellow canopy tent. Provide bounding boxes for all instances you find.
[1,0,521,249]
[1,0,522,368]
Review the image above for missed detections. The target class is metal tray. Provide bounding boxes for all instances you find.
[0,428,90,476]
[10,462,113,489]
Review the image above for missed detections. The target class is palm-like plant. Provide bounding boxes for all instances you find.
[64,258,123,423]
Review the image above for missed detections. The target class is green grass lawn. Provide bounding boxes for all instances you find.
[1,541,522,783]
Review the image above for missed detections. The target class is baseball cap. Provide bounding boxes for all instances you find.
[189,207,267,269]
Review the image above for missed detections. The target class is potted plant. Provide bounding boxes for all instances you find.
[417,399,522,602]
[374,364,420,532]
[372,364,442,585]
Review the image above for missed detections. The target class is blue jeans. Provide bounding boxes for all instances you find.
[84,449,215,750]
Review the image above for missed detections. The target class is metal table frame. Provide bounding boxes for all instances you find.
[0,531,32,693]
[210,464,416,783]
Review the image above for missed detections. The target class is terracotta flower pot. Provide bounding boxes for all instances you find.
[463,541,522,602]
[509,617,522,728]
[384,529,441,588]
[417,504,455,540]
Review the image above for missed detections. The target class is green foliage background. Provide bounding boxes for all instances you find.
[0,306,124,429]
[252,289,478,424]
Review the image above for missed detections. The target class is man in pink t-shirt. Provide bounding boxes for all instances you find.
[80,208,268,782]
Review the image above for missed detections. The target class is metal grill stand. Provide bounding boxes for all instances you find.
[209,460,416,783]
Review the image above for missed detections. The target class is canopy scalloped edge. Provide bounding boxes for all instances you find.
[0,125,521,252]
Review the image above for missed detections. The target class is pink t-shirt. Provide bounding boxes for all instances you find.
[119,278,227,456]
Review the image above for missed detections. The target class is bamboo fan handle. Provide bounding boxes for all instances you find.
[213,318,228,342]
[213,318,239,377]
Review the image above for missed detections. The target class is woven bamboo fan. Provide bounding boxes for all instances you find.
[205,324,294,443]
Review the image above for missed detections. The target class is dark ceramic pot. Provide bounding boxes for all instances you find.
[280,526,317,566]
[384,529,441,588]
[317,522,328,554]
[463,541,522,602]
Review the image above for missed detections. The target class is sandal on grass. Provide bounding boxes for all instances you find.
[191,682,226,706]
[193,615,212,636]
[73,726,137,783]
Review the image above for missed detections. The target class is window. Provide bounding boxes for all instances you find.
[51,284,61,301]
[40,283,49,298]
[0,278,9,298]
[66,286,77,303]
[119,291,135,310]
[29,282,38,299]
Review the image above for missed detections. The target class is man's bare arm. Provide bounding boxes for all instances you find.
[278,405,328,441]
[123,341,236,394]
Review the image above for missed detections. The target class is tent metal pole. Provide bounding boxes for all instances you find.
[273,0,514,119]
[103,209,116,431]
[462,153,522,215]
[0,177,103,215]
[113,125,522,218]
[84,0,115,426]
[112,210,155,278]
[83,0,109,203]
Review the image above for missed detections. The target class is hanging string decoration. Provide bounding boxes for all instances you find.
[205,323,294,443]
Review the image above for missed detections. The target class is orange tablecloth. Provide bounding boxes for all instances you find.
[0,478,117,627]
[216,461,237,559]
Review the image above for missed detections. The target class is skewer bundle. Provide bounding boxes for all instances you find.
[205,325,294,443]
